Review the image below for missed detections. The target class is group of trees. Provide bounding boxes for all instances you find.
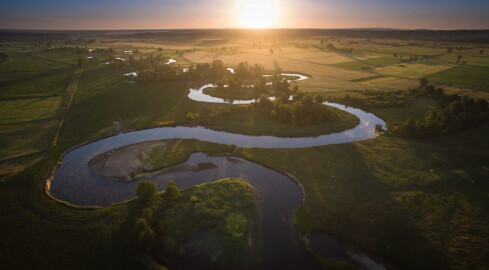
[135,59,230,84]
[255,94,334,125]
[135,180,180,256]
[333,78,448,110]
[49,46,91,54]
[388,94,489,138]
[214,66,301,101]
[333,90,407,109]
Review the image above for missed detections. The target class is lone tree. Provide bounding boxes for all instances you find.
[164,181,180,202]
[137,180,157,207]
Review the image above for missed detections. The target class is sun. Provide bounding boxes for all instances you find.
[238,0,279,28]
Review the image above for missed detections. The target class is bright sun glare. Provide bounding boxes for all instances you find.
[238,0,279,28]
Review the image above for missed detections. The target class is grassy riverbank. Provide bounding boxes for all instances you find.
[197,109,359,138]
[237,123,489,270]
[203,86,262,100]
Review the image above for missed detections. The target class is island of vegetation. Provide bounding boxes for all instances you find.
[133,178,255,269]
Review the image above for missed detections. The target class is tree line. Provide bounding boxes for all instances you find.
[388,78,488,138]
[388,94,489,138]
[254,93,335,125]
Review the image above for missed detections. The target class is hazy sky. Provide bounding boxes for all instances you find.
[1,0,488,30]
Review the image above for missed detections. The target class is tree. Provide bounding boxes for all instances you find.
[211,59,224,70]
[276,105,293,123]
[137,180,157,207]
[142,208,153,222]
[164,181,180,202]
[315,94,325,103]
[479,49,484,54]
[456,55,462,63]
[419,77,429,89]
[301,95,315,108]
[257,95,274,115]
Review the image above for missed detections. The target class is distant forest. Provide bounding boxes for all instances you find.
[1,29,489,43]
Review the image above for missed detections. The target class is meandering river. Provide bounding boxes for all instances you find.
[50,72,387,270]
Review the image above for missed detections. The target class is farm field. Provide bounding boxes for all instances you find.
[0,96,63,124]
[0,120,57,160]
[374,62,454,79]
[0,49,76,97]
[427,65,489,91]
[330,56,401,71]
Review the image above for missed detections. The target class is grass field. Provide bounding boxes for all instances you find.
[0,50,75,97]
[203,86,262,100]
[431,51,489,66]
[197,109,359,137]
[331,56,401,71]
[238,124,489,270]
[427,65,489,91]
[59,64,225,145]
[374,62,454,79]
[0,120,57,160]
[0,96,63,124]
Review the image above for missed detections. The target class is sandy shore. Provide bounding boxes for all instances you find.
[88,140,166,181]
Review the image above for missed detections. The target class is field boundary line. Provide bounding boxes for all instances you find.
[50,67,82,148]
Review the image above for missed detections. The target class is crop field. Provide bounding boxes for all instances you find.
[0,50,73,72]
[427,65,489,91]
[0,96,63,124]
[0,121,57,160]
[353,43,447,57]
[0,50,75,97]
[330,56,401,71]
[374,62,455,79]
[34,49,83,65]
[431,51,489,66]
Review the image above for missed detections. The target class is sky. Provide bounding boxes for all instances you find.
[0,0,488,30]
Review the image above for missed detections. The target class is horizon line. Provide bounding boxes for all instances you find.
[1,27,489,32]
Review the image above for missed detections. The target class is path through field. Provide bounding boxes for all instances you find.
[51,67,82,148]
